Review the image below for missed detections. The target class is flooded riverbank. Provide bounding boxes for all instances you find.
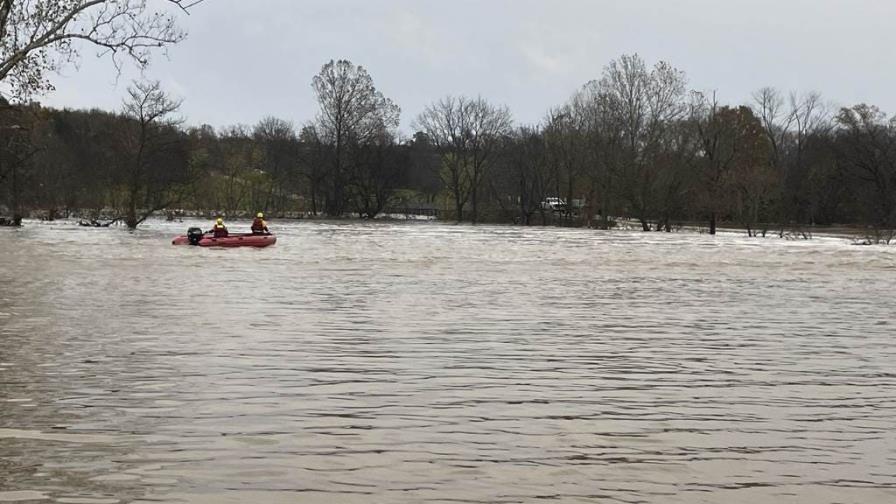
[1,219,895,503]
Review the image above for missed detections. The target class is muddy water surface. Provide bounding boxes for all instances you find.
[1,220,895,503]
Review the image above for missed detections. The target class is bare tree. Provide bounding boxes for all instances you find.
[212,125,258,216]
[0,0,202,100]
[691,93,769,235]
[253,116,297,214]
[415,95,512,223]
[116,79,190,228]
[752,87,788,168]
[347,131,407,219]
[543,106,587,225]
[571,83,619,229]
[834,104,896,243]
[406,131,441,204]
[588,54,688,230]
[752,87,831,232]
[312,59,399,216]
[0,99,38,224]
[415,97,468,222]
[691,92,734,235]
[493,126,552,225]
[788,92,829,165]
[297,124,327,216]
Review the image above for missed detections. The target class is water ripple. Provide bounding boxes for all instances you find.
[1,219,895,503]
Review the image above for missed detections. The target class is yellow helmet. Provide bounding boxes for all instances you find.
[257,212,264,218]
[216,217,223,225]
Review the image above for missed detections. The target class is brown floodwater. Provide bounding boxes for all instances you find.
[1,219,895,503]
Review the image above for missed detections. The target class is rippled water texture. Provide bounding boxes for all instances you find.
[1,219,895,503]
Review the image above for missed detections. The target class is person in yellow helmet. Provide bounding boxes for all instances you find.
[209,217,228,238]
[251,212,269,235]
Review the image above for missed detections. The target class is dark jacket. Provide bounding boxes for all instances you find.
[251,218,268,234]
[211,224,228,237]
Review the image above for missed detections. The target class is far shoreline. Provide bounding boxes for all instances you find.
[5,212,891,246]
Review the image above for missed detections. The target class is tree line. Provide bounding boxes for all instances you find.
[2,55,895,241]
[1,2,894,241]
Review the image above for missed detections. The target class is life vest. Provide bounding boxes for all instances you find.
[251,218,267,234]
[212,224,228,237]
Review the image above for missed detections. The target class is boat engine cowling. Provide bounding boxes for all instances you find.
[187,227,204,245]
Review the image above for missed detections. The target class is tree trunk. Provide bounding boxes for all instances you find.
[331,131,343,217]
[470,185,478,224]
[584,188,596,228]
[519,177,528,226]
[11,161,20,223]
[126,199,138,229]
[661,218,672,232]
[565,178,574,226]
[709,213,717,235]
[601,176,612,230]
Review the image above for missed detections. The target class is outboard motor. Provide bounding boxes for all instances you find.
[187,227,204,246]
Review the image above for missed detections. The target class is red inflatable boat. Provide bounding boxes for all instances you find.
[172,228,276,248]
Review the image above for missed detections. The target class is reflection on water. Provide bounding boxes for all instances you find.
[1,219,895,503]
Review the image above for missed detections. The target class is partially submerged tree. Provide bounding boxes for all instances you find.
[570,83,619,229]
[0,98,38,224]
[833,104,896,243]
[543,106,587,225]
[586,54,689,230]
[493,126,552,225]
[406,131,442,204]
[296,124,328,216]
[253,116,298,214]
[212,125,258,216]
[691,94,769,234]
[311,59,400,216]
[415,95,512,223]
[116,79,191,228]
[752,87,831,233]
[348,131,408,219]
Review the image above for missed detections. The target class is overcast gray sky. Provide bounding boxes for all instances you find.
[41,0,896,132]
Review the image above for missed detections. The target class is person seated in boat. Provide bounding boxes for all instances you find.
[208,217,228,238]
[251,212,269,235]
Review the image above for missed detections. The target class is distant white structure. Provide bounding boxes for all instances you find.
[541,197,566,212]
